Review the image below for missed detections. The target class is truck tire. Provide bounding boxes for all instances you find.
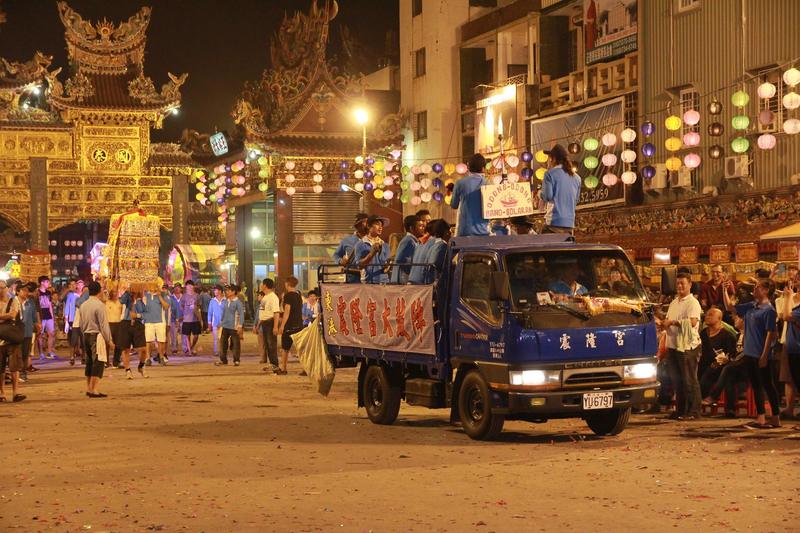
[457,370,504,440]
[363,365,401,425]
[585,407,631,436]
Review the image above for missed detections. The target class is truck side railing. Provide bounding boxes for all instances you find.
[317,262,439,285]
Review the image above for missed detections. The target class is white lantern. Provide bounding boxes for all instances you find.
[51,255,57,261]
[757,82,777,99]
[783,67,800,87]
[601,153,618,167]
[285,160,296,170]
[621,171,637,185]
[783,91,800,110]
[312,174,323,183]
[383,176,394,186]
[285,186,296,196]
[506,155,520,168]
[354,182,365,192]
[420,191,433,203]
[49,240,57,246]
[312,161,323,171]
[420,163,433,174]
[410,181,421,191]
[601,132,617,147]
[312,184,323,193]
[784,118,800,134]
[77,254,84,260]
[383,190,395,200]
[620,149,637,163]
[491,175,502,185]
[602,173,619,187]
[620,128,637,143]
[70,240,77,247]
[354,169,364,180]
[757,133,777,150]
[284,174,295,183]
[410,195,422,206]
[420,178,432,189]
[507,172,520,183]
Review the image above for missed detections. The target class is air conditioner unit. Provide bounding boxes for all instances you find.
[724,155,750,179]
[670,167,693,189]
[644,164,667,194]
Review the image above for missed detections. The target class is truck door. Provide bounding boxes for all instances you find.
[451,253,506,362]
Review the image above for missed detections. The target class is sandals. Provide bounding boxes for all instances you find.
[12,394,25,402]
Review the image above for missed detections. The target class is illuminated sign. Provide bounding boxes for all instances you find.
[209,132,229,157]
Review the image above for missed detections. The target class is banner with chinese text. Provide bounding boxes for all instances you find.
[320,283,436,355]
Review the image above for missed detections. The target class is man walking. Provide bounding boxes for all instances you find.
[142,286,170,366]
[36,276,56,359]
[19,282,40,382]
[450,154,489,237]
[78,282,114,398]
[168,285,182,356]
[256,279,282,374]
[215,285,244,366]
[180,280,202,356]
[198,287,211,333]
[207,285,225,358]
[0,283,25,402]
[659,272,703,420]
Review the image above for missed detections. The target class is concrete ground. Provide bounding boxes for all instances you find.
[1,332,799,532]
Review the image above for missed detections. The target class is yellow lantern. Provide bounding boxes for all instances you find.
[373,188,384,199]
[535,167,546,180]
[444,163,456,175]
[665,115,683,131]
[665,136,682,152]
[534,150,548,164]
[665,156,682,171]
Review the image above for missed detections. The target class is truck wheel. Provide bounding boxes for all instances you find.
[585,407,631,436]
[363,365,401,425]
[458,370,504,440]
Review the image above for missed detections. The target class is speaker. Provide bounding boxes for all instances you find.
[661,266,677,296]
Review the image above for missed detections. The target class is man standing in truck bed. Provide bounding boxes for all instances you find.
[451,153,489,237]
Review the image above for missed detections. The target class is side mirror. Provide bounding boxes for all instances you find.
[489,271,510,302]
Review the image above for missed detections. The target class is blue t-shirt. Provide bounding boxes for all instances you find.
[333,233,363,283]
[142,291,168,323]
[63,292,78,322]
[355,239,390,284]
[783,304,800,353]
[408,238,436,284]
[76,291,89,309]
[540,165,581,228]
[549,280,589,296]
[390,233,419,284]
[451,173,489,237]
[423,239,449,284]
[736,302,777,358]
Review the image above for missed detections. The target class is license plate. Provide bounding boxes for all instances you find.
[582,392,614,410]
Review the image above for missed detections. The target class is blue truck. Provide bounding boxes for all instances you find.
[318,234,659,440]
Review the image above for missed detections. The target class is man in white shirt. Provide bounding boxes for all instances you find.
[658,272,703,420]
[255,278,281,374]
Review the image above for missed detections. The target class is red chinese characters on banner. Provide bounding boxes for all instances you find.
[366,299,377,337]
[349,297,364,335]
[337,296,350,336]
[381,298,394,337]
[395,297,411,340]
[411,299,426,333]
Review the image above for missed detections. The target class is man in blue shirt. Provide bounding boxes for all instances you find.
[390,214,424,284]
[216,284,244,366]
[333,213,369,283]
[724,278,780,428]
[20,282,40,382]
[142,288,170,366]
[540,144,581,235]
[69,284,89,366]
[451,153,489,237]
[356,215,391,284]
[207,285,225,357]
[408,220,452,284]
[549,261,589,299]
[168,285,182,355]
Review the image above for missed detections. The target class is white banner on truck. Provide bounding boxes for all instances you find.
[320,283,436,355]
[481,182,535,220]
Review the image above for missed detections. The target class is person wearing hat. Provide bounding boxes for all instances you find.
[333,213,369,283]
[539,144,581,235]
[356,215,391,284]
[509,216,536,235]
[451,153,490,237]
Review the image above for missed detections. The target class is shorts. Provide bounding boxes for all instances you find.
[119,320,146,349]
[144,322,167,343]
[83,333,105,379]
[0,343,23,373]
[40,318,55,334]
[181,321,201,336]
[281,328,302,351]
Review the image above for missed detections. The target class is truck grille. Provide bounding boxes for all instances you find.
[563,371,621,388]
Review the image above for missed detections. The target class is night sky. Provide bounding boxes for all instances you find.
[0,0,398,142]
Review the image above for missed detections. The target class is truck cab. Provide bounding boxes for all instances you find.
[319,234,659,440]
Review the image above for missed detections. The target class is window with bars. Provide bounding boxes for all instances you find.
[412,0,422,17]
[414,48,426,78]
[679,88,700,135]
[414,110,428,141]
[677,0,700,13]
[757,69,783,133]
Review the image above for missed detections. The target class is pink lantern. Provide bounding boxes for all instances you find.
[757,82,777,99]
[683,152,702,169]
[410,181,421,191]
[602,173,619,187]
[285,187,296,196]
[601,153,618,167]
[455,163,468,174]
[411,165,422,175]
[682,131,701,147]
[383,176,394,186]
[410,195,422,206]
[759,109,775,125]
[757,133,777,150]
[383,190,395,200]
[420,163,433,174]
[683,109,701,126]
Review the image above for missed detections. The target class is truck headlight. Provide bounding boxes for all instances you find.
[623,363,657,383]
[509,369,561,389]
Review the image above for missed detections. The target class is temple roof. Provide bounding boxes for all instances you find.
[149,143,196,168]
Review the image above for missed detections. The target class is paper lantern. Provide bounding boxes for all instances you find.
[310,184,321,193]
[410,181,421,191]
[258,169,269,178]
[312,174,323,183]
[683,132,701,147]
[258,182,268,192]
[583,137,599,151]
[583,156,599,169]
[567,142,581,154]
[354,182,365,192]
[506,154,520,168]
[602,173,619,187]
[783,91,800,110]
[283,160,295,171]
[490,175,502,185]
[621,128,637,143]
[354,155,364,165]
[285,186,296,196]
[432,177,443,188]
[383,190,395,200]
[731,137,750,153]
[383,176,394,186]
[683,152,701,169]
[783,118,800,134]
[621,171,637,185]
[665,115,682,131]
[354,169,364,180]
[665,157,682,172]
[731,91,750,107]
[364,182,375,191]
[285,174,296,184]
[420,177,432,189]
[731,115,750,130]
[709,145,724,159]
[641,142,656,157]
[535,167,546,180]
[400,193,410,204]
[758,82,777,99]
[521,167,534,179]
[455,162,468,174]
[759,109,774,126]
[195,192,204,201]
[783,67,800,87]
[507,172,520,183]
[665,136,682,152]
[621,149,637,163]
[683,109,701,126]
[708,122,724,136]
[521,151,533,162]
[641,165,656,179]
[411,195,422,206]
[584,175,599,189]
[420,191,433,203]
[708,100,723,115]
[757,133,777,150]
[601,132,617,147]
[432,191,444,202]
[364,169,375,179]
[420,163,433,174]
[400,180,410,191]
[601,153,618,167]
[444,163,455,174]
[534,150,548,163]
[431,162,443,173]
[339,172,349,180]
[373,189,384,199]
[641,121,655,136]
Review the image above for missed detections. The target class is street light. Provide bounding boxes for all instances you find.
[353,107,369,156]
[249,227,262,239]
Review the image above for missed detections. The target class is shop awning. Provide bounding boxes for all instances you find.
[174,244,225,266]
[759,222,800,241]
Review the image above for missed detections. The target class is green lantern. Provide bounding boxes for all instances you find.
[584,175,599,189]
[258,169,269,178]
[731,115,750,130]
[401,165,410,175]
[731,136,750,153]
[400,181,410,191]
[731,90,750,107]
[257,182,268,192]
[583,156,599,170]
[583,137,599,151]
[400,193,410,204]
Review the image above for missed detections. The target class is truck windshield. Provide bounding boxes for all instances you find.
[505,249,649,328]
